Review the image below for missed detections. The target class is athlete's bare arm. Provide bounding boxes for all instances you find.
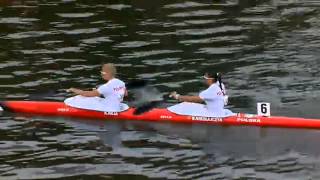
[67,88,100,97]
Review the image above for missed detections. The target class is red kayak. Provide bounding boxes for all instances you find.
[1,101,320,129]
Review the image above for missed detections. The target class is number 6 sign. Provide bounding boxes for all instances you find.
[257,102,271,117]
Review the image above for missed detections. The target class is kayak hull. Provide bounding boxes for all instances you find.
[2,101,320,129]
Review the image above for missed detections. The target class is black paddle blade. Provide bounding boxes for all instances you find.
[126,80,148,89]
[133,101,162,115]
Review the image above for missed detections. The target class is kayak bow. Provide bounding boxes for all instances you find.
[1,100,320,129]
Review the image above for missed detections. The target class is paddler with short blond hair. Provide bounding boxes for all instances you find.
[66,63,127,112]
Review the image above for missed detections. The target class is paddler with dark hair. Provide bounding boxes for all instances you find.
[168,72,232,117]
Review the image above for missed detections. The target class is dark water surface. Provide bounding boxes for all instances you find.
[1,0,320,179]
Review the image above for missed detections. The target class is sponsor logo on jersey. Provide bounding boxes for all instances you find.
[217,91,223,96]
[113,86,125,92]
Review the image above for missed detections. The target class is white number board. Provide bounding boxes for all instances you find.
[257,102,271,117]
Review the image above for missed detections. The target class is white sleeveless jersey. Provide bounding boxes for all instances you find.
[199,82,226,117]
[97,78,126,111]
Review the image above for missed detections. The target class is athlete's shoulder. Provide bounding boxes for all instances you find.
[109,78,125,86]
[208,83,220,90]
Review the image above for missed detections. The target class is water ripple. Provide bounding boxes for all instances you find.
[163,1,209,9]
[197,47,243,55]
[61,28,100,35]
[0,17,39,24]
[176,26,247,36]
[80,37,112,45]
[20,47,82,55]
[106,4,132,10]
[168,10,224,18]
[5,31,57,39]
[56,13,95,18]
[281,7,317,17]
[121,50,182,59]
[114,40,159,48]
[180,35,248,45]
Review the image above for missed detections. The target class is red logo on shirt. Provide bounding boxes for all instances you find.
[114,87,125,91]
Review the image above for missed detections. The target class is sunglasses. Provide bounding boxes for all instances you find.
[203,75,213,80]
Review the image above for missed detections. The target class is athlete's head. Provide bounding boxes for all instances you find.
[203,72,222,86]
[101,63,116,81]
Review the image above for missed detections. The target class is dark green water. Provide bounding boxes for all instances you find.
[1,0,320,179]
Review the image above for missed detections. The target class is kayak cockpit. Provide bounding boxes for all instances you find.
[64,96,129,112]
[167,102,234,117]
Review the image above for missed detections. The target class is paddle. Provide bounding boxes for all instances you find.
[133,100,164,115]
[133,94,174,115]
[126,79,148,89]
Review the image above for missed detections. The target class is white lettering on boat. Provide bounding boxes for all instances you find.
[160,115,172,119]
[104,112,118,116]
[243,114,256,118]
[191,116,223,122]
[57,108,70,112]
[236,117,261,123]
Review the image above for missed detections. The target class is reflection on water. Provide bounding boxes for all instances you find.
[1,116,320,179]
[1,0,320,179]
